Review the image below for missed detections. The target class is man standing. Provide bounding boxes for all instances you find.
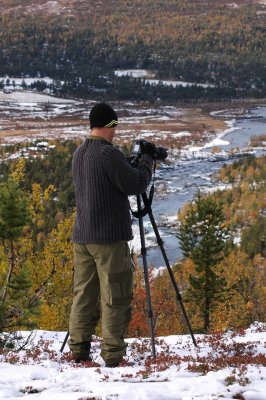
[68,103,153,367]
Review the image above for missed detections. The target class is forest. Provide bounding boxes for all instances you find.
[0,143,265,344]
[0,0,265,102]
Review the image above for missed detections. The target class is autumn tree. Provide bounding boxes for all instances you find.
[32,214,75,331]
[128,264,184,337]
[241,215,266,259]
[212,250,256,330]
[128,266,150,337]
[177,192,231,332]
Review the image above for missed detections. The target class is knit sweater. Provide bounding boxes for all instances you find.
[72,137,153,243]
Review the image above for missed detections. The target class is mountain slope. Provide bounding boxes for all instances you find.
[0,0,265,102]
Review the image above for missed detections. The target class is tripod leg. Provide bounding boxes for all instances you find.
[141,193,197,348]
[137,195,156,359]
[60,331,69,353]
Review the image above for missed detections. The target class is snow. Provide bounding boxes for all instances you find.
[187,120,239,153]
[203,137,230,148]
[146,78,214,89]
[228,3,240,8]
[0,90,74,104]
[172,131,192,138]
[114,70,215,88]
[0,324,265,399]
[204,184,232,193]
[114,69,155,79]
[129,218,158,255]
[37,141,49,147]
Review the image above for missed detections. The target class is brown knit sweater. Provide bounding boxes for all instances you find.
[72,137,153,243]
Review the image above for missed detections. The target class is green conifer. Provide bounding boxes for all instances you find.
[177,192,230,332]
[0,178,37,349]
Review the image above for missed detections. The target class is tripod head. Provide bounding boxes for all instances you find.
[128,139,168,216]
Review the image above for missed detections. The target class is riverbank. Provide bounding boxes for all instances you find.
[130,104,266,266]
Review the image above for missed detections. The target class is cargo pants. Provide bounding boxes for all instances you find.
[68,241,133,365]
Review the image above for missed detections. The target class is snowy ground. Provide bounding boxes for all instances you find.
[0,90,73,104]
[0,323,265,399]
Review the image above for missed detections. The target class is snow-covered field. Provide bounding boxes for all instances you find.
[0,90,73,104]
[0,323,265,400]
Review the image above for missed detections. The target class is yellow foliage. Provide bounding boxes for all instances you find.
[251,255,266,322]
[29,183,57,234]
[44,185,56,201]
[30,183,45,216]
[0,245,8,286]
[212,250,255,330]
[38,301,70,331]
[10,158,25,183]
[172,247,266,333]
[30,183,56,214]
[32,214,75,331]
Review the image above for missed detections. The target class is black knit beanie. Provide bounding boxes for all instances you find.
[89,103,118,129]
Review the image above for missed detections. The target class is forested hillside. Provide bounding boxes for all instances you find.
[0,0,265,102]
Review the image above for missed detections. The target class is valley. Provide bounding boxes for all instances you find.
[1,89,265,266]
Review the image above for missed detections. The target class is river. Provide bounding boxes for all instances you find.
[132,105,266,267]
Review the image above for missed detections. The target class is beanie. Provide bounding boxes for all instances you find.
[89,103,118,129]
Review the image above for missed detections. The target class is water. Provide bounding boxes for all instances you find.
[224,107,266,150]
[135,105,266,267]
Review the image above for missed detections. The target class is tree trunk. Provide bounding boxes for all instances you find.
[0,240,15,303]
[204,296,210,332]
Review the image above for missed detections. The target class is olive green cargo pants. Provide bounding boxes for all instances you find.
[68,241,133,365]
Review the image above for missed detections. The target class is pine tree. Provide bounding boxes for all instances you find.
[0,178,37,349]
[241,215,266,258]
[0,178,30,303]
[177,192,230,332]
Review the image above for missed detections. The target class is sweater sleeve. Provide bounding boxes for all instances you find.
[101,145,153,195]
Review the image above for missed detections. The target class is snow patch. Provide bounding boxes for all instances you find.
[172,131,191,138]
[0,326,265,399]
[114,69,215,88]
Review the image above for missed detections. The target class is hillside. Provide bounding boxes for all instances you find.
[0,0,265,102]
[0,0,264,17]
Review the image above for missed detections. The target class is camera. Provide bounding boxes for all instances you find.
[132,139,168,161]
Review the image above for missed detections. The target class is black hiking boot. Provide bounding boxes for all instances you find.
[74,353,92,363]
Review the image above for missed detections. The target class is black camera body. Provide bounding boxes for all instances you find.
[132,139,168,161]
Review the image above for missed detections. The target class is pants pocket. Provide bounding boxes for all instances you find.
[108,269,133,306]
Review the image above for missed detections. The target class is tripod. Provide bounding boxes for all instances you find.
[132,187,197,358]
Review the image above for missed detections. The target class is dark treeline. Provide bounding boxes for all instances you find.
[0,0,265,101]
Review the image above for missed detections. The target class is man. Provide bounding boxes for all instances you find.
[68,103,153,367]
